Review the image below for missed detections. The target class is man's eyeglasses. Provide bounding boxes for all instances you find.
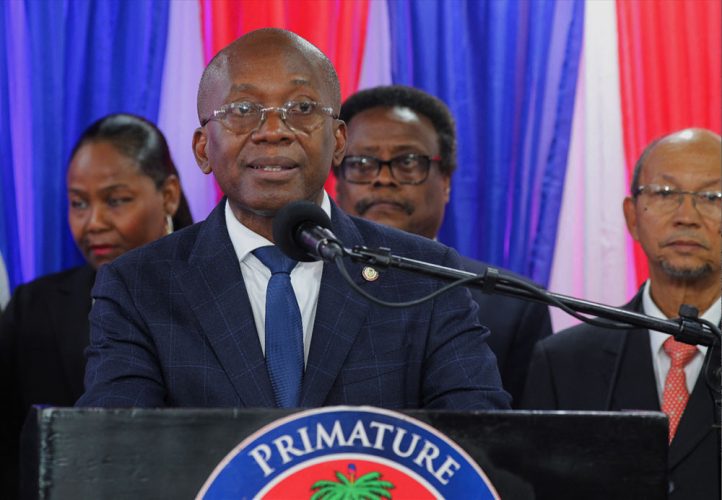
[633,184,722,220]
[339,154,441,185]
[201,100,338,135]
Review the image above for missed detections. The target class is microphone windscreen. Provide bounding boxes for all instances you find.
[273,200,332,262]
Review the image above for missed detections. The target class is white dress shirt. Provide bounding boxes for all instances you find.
[224,194,330,365]
[643,280,720,404]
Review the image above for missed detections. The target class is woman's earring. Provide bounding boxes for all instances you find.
[165,214,174,235]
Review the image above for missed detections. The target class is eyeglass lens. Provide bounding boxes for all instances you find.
[342,155,431,184]
[219,102,328,134]
[640,186,722,219]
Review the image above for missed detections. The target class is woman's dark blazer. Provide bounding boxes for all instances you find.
[0,265,95,497]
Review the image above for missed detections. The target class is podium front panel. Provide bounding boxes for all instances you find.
[21,408,667,499]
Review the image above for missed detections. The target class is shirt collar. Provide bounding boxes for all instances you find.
[225,192,332,263]
[643,280,718,355]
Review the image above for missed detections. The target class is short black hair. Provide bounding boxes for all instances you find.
[337,85,456,176]
[70,113,193,230]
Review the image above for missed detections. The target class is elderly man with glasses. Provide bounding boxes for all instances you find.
[521,128,722,500]
[333,85,552,406]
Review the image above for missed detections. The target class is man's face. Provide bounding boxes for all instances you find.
[623,132,722,283]
[335,106,450,239]
[193,40,346,225]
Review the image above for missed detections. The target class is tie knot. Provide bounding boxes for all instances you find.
[253,246,297,274]
[663,337,698,367]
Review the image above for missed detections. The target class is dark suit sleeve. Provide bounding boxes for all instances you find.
[518,340,559,410]
[421,249,512,411]
[504,300,552,406]
[0,290,23,498]
[76,264,167,407]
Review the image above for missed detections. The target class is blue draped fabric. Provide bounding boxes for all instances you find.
[387,0,583,285]
[0,0,169,290]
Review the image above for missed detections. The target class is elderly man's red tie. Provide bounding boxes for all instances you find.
[661,337,698,443]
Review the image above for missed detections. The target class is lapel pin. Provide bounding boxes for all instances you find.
[362,266,379,282]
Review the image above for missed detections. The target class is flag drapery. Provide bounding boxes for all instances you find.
[1,0,719,331]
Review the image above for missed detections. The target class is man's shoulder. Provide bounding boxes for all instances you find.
[111,220,207,270]
[457,255,549,314]
[539,292,643,354]
[458,255,544,286]
[540,321,627,358]
[342,212,453,260]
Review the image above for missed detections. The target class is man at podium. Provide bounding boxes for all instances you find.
[77,29,510,412]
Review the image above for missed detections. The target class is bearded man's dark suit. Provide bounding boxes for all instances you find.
[458,257,552,406]
[0,265,95,499]
[77,200,510,410]
[520,290,721,499]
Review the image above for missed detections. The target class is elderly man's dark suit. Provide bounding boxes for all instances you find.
[521,291,721,499]
[459,257,552,406]
[77,201,510,410]
[0,265,95,499]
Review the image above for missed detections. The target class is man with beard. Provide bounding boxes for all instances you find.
[333,85,552,405]
[521,128,721,499]
[77,29,509,411]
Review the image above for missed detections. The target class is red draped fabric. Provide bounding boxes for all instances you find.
[199,0,370,199]
[616,0,721,285]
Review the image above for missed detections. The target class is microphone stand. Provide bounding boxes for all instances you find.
[339,244,722,438]
[344,245,720,348]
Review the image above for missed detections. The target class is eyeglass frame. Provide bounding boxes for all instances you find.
[338,153,443,185]
[200,100,338,134]
[632,183,722,218]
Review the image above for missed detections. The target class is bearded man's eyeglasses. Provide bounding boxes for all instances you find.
[201,100,338,134]
[633,184,722,220]
[339,154,442,185]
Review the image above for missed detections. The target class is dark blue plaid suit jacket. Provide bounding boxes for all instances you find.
[77,201,510,410]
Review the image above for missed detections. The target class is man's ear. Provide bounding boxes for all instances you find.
[331,120,347,167]
[442,175,451,204]
[623,196,639,241]
[193,127,212,175]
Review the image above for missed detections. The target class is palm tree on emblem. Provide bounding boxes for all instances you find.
[310,463,395,499]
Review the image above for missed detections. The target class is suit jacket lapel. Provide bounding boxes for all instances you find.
[53,265,95,398]
[608,327,659,411]
[175,201,274,407]
[301,205,371,407]
[607,292,660,411]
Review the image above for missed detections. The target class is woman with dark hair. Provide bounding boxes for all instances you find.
[0,113,193,496]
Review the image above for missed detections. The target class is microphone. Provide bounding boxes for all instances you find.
[272,200,344,262]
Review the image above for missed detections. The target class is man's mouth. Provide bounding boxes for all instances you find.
[247,157,298,172]
[356,198,414,215]
[662,237,709,253]
[249,164,295,172]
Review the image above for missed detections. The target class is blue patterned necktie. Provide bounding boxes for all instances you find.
[253,246,304,408]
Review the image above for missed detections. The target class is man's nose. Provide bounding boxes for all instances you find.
[251,108,294,142]
[372,161,398,187]
[672,193,703,225]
